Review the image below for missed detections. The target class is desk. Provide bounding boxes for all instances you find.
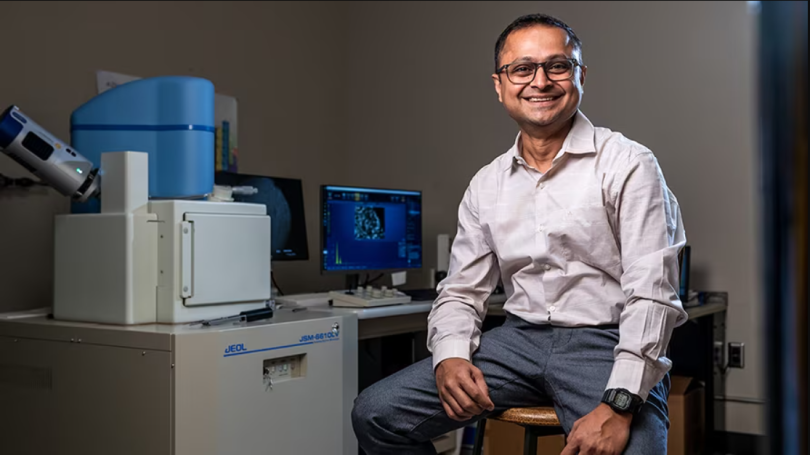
[314,298,728,454]
[317,294,507,340]
[670,301,729,454]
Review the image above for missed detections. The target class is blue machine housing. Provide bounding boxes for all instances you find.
[71,76,215,212]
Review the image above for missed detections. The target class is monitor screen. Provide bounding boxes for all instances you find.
[321,185,422,272]
[215,171,309,261]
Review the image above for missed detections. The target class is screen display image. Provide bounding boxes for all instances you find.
[215,171,309,261]
[355,206,386,240]
[321,185,422,272]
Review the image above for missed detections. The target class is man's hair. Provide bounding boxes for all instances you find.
[494,14,583,71]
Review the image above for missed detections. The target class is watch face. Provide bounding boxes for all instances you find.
[615,393,630,408]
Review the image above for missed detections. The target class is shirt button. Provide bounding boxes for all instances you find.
[549,306,557,312]
[544,264,551,271]
[539,183,546,189]
[536,225,545,233]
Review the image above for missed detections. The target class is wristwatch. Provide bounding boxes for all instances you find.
[601,389,644,415]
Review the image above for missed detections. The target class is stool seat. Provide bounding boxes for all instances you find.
[472,406,564,455]
[492,406,560,427]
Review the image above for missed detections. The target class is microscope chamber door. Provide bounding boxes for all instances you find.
[181,212,271,306]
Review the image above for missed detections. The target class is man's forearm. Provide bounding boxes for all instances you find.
[606,297,684,400]
[427,298,485,369]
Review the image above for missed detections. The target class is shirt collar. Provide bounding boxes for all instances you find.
[504,110,597,172]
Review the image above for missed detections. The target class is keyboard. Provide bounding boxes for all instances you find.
[329,287,412,308]
[402,288,439,301]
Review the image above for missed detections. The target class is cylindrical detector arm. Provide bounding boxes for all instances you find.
[0,105,100,202]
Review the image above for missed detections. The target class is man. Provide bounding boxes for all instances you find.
[352,13,686,455]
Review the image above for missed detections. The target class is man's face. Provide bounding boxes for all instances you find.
[492,25,586,131]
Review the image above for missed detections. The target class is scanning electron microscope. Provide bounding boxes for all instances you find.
[0,77,357,455]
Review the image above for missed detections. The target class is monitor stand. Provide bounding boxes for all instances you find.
[345,273,361,291]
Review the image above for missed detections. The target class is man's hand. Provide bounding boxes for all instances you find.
[561,403,633,455]
[435,358,495,421]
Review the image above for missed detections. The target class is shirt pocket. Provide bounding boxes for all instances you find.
[546,204,621,271]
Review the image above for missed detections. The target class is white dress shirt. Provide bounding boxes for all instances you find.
[427,111,687,401]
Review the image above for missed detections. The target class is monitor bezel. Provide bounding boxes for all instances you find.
[319,184,423,276]
[214,170,310,262]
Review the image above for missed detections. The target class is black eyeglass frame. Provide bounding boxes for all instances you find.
[496,58,585,84]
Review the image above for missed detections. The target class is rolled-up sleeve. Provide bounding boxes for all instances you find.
[427,177,500,370]
[605,151,688,401]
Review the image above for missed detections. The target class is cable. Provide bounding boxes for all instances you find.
[361,273,385,287]
[271,273,284,296]
[0,173,48,190]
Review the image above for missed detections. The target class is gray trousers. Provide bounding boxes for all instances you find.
[352,314,670,454]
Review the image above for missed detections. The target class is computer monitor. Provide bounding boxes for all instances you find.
[215,171,309,261]
[320,185,422,282]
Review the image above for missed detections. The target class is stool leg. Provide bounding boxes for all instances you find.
[472,419,487,455]
[523,427,538,455]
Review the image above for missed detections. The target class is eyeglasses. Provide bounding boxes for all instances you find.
[496,58,582,85]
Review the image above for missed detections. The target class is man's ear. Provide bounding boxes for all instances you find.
[492,74,503,103]
[579,65,587,90]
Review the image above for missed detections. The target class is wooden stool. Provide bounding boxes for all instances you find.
[472,406,565,455]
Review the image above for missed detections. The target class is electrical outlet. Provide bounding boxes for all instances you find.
[728,342,745,368]
[714,341,725,368]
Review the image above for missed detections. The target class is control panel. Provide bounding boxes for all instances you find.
[329,286,412,308]
[263,354,305,390]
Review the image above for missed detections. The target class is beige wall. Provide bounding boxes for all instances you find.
[0,1,763,434]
